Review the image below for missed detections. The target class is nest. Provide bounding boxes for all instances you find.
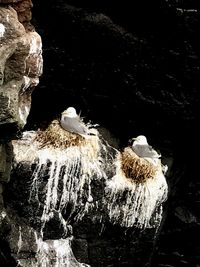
[121,147,157,184]
[35,120,86,149]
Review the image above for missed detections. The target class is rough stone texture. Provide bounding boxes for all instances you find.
[0,142,12,183]
[3,130,168,266]
[0,1,19,3]
[11,0,32,20]
[0,0,33,30]
[0,6,42,136]
[0,1,42,265]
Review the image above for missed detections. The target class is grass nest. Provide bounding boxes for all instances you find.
[121,147,157,184]
[35,119,86,149]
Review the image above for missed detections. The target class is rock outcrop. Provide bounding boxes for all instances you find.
[4,125,168,266]
[0,5,42,133]
[0,1,42,265]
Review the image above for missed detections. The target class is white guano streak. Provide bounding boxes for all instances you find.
[0,23,5,38]
[105,156,168,228]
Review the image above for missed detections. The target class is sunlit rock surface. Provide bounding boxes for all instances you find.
[3,126,168,266]
[0,1,43,265]
[0,5,42,133]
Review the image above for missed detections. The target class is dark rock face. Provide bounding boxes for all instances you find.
[29,1,200,147]
[27,1,200,267]
[3,130,168,266]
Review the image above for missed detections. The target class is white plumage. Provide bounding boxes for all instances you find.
[131,135,168,175]
[131,135,161,159]
[60,107,90,137]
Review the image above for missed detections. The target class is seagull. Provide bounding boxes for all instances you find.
[60,107,92,137]
[131,135,161,159]
[131,135,168,174]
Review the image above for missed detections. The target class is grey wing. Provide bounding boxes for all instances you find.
[61,117,88,135]
[132,144,148,157]
[145,145,161,158]
[132,144,158,158]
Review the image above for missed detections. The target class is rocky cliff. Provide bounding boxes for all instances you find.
[4,122,168,266]
[1,0,200,266]
[29,1,200,266]
[0,0,42,265]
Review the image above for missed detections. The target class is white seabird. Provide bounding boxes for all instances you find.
[131,135,168,174]
[60,107,92,137]
[131,135,161,159]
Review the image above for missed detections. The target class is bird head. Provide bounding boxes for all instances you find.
[132,135,148,145]
[61,107,77,118]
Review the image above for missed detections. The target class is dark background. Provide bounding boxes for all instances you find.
[27,1,200,266]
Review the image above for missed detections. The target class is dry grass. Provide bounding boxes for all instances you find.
[35,120,87,149]
[121,147,157,184]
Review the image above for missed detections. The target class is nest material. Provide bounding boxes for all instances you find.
[35,120,86,149]
[121,147,157,184]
